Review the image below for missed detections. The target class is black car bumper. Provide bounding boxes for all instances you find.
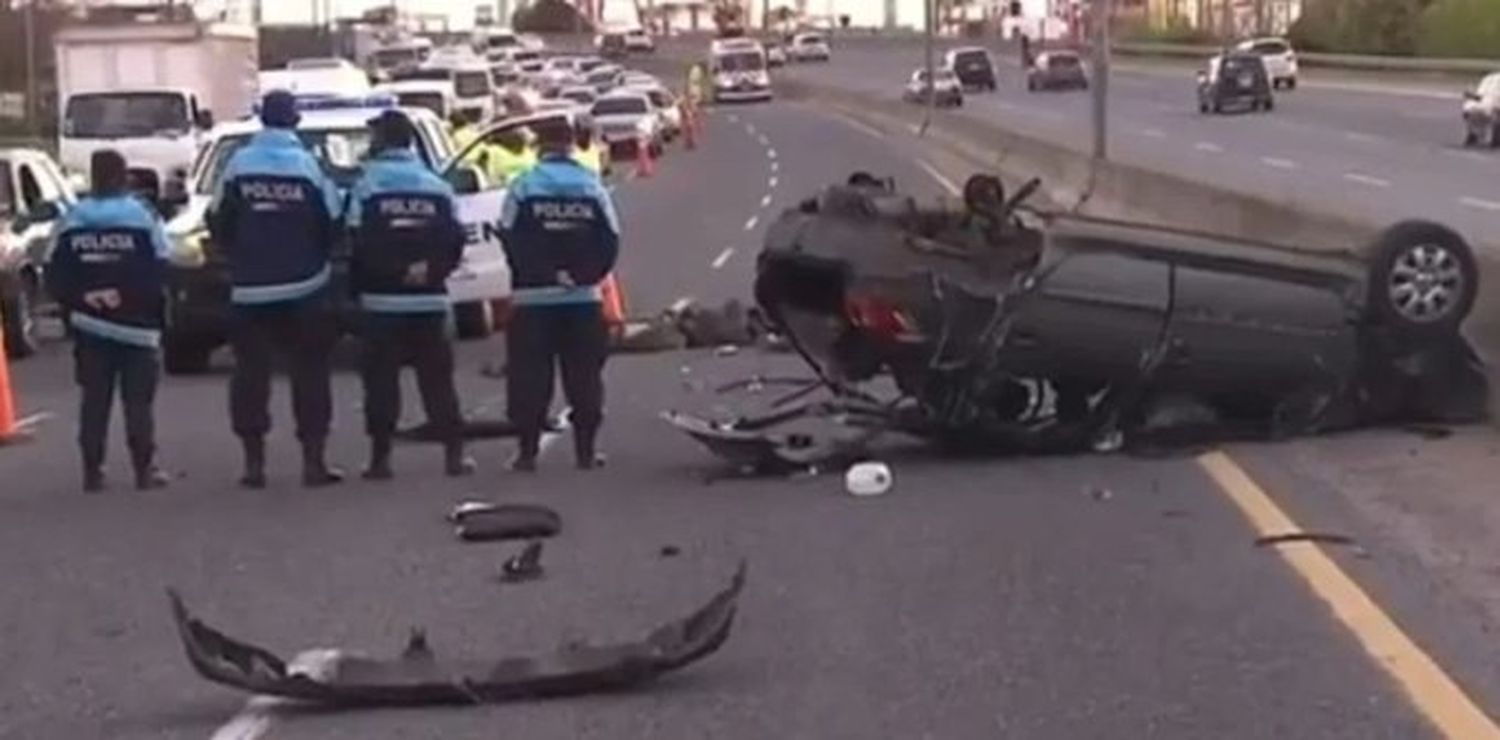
[166,262,361,343]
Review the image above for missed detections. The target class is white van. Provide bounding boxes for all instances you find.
[392,62,495,123]
[709,39,772,103]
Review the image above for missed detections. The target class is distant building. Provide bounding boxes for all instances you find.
[1146,0,1302,37]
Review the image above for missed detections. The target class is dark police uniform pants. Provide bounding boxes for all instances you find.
[506,304,607,444]
[229,295,336,443]
[360,312,462,442]
[74,333,159,472]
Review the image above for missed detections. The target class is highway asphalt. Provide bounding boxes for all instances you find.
[779,38,1500,254]
[3,98,1500,740]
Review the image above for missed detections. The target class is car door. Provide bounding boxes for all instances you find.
[435,118,524,307]
[999,241,1171,381]
[13,158,66,263]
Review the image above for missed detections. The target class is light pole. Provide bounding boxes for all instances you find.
[1089,0,1110,161]
[921,0,935,134]
[23,0,37,138]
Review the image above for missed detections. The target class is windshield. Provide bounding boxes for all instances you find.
[372,47,421,69]
[797,35,824,45]
[0,161,13,219]
[514,51,541,63]
[393,68,450,82]
[588,69,619,84]
[645,90,672,108]
[195,129,379,196]
[1049,54,1081,68]
[487,34,518,49]
[1250,41,1290,54]
[953,51,990,67]
[65,92,189,139]
[714,51,766,73]
[562,90,596,105]
[396,92,447,115]
[1220,56,1263,77]
[593,97,648,116]
[579,58,604,72]
[288,58,343,70]
[454,71,490,98]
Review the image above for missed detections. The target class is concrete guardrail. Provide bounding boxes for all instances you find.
[1113,41,1500,76]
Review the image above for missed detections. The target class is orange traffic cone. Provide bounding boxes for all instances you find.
[635,136,655,178]
[0,305,26,444]
[681,104,697,151]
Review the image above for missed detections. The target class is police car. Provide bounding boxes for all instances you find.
[160,93,513,374]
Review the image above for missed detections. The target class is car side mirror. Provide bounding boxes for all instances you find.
[1463,90,1480,102]
[195,109,215,129]
[67,171,88,195]
[445,164,484,195]
[11,200,61,234]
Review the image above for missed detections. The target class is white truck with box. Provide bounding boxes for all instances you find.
[55,17,258,197]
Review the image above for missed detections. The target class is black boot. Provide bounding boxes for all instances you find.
[240,437,267,489]
[508,432,540,473]
[444,441,477,477]
[574,426,605,470]
[301,438,345,488]
[83,465,105,493]
[363,436,394,481]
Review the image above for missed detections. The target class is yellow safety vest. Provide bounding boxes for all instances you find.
[488,146,537,186]
[572,144,604,176]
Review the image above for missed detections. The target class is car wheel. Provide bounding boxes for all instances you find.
[1286,78,1297,90]
[955,97,964,107]
[453,301,494,340]
[1,277,38,360]
[163,333,215,375]
[1367,221,1479,336]
[1211,100,1223,114]
[1263,97,1275,112]
[1488,123,1500,149]
[1463,126,1478,147]
[1198,100,1209,114]
[1026,79,1036,92]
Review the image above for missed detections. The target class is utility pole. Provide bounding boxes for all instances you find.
[1090,0,1110,161]
[921,0,935,134]
[23,0,37,137]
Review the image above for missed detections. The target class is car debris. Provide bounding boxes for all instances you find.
[845,461,893,496]
[167,562,745,706]
[668,171,1489,467]
[1253,532,1356,548]
[613,299,784,354]
[499,541,545,583]
[451,503,562,542]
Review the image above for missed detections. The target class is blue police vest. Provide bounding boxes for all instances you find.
[347,149,465,314]
[207,128,342,305]
[48,194,170,348]
[498,155,620,307]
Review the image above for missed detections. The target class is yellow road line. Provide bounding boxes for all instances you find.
[1198,451,1500,740]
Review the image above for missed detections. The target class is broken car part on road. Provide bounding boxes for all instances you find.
[672,172,1488,466]
[168,562,745,706]
[449,502,563,543]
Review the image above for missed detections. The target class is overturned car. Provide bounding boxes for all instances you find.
[670,173,1487,466]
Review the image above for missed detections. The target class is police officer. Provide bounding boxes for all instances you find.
[207,90,345,489]
[46,150,172,492]
[499,117,620,471]
[348,111,475,480]
[571,114,605,177]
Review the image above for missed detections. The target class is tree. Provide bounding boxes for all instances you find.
[513,0,593,32]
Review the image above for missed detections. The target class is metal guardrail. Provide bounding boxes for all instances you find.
[1112,41,1499,75]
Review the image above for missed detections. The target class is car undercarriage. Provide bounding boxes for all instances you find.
[668,173,1489,471]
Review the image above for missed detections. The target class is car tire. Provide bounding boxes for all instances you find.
[1488,123,1500,149]
[1,277,38,360]
[1263,97,1275,112]
[1286,78,1297,90]
[163,334,215,375]
[1026,79,1036,92]
[955,97,964,107]
[1367,221,1479,336]
[1211,100,1223,114]
[454,301,494,340]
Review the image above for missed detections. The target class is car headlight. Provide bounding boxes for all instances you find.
[170,229,209,268]
[715,74,733,87]
[754,72,770,86]
[636,118,654,133]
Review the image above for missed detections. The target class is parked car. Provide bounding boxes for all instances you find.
[599,33,629,60]
[591,92,664,157]
[1462,72,1500,147]
[903,68,964,107]
[624,27,656,53]
[1197,52,1273,114]
[0,148,78,359]
[670,172,1487,467]
[765,41,787,67]
[787,32,831,62]
[944,46,997,92]
[1026,50,1088,91]
[1235,37,1298,89]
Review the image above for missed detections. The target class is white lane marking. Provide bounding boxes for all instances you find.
[767,148,778,160]
[1345,132,1381,144]
[1260,156,1300,170]
[670,296,693,313]
[917,160,961,196]
[837,114,887,139]
[711,247,736,269]
[756,134,770,146]
[1140,128,1166,139]
[768,176,779,188]
[212,650,337,740]
[727,114,740,123]
[12,411,52,432]
[745,122,757,134]
[744,215,760,231]
[1460,196,1500,212]
[1343,173,1391,188]
[770,160,780,172]
[1448,149,1493,164]
[1194,141,1224,153]
[760,194,772,208]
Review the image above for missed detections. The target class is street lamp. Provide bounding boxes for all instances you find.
[23,0,37,137]
[1089,0,1111,161]
[921,0,935,134]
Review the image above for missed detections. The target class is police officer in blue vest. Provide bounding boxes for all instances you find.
[207,90,345,489]
[348,110,475,480]
[46,150,172,492]
[499,117,620,471]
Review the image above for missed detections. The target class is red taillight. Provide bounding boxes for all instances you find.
[844,294,918,340]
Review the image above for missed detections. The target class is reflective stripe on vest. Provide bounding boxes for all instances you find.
[512,284,603,306]
[70,313,162,349]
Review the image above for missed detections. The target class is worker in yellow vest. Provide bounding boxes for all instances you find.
[571,115,605,177]
[486,128,538,186]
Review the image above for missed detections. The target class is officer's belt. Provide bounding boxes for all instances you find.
[512,284,603,306]
[360,293,452,314]
[70,313,161,349]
